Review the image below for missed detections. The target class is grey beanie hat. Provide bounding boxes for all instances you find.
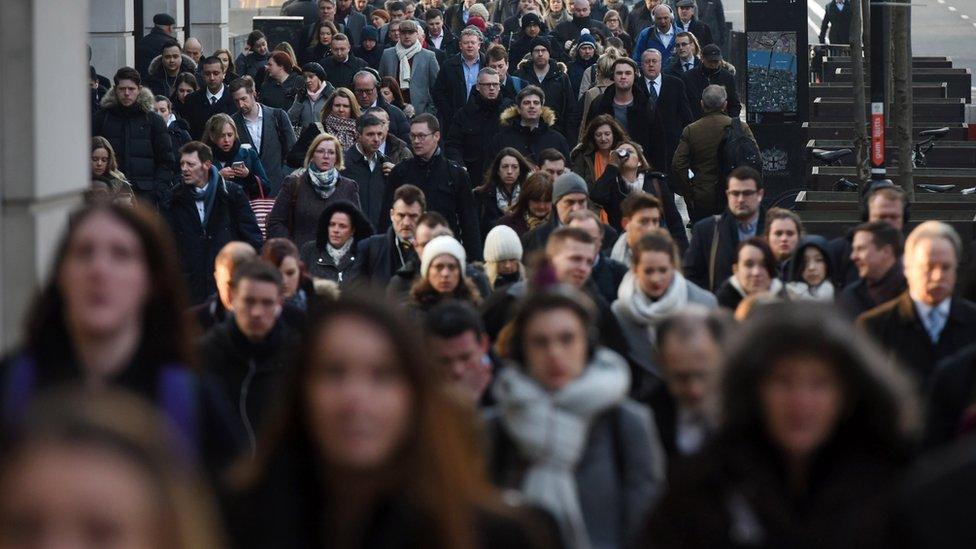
[552,172,589,204]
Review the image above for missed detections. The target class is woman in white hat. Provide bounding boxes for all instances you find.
[409,235,483,313]
[483,225,526,291]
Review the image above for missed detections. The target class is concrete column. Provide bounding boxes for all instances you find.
[89,0,135,77]
[142,0,186,43]
[1,0,91,350]
[190,0,230,55]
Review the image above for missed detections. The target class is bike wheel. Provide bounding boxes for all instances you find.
[767,189,804,211]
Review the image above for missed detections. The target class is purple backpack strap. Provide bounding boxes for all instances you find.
[3,354,36,425]
[157,364,200,461]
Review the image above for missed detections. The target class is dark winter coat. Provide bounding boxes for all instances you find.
[266,171,361,251]
[163,167,264,304]
[489,106,571,165]
[473,184,519,241]
[639,73,694,171]
[354,227,418,284]
[819,0,853,45]
[590,165,689,251]
[235,51,272,79]
[674,18,714,52]
[923,343,976,449]
[299,199,374,284]
[431,53,487,130]
[287,82,335,130]
[515,59,575,137]
[340,145,389,228]
[683,208,766,293]
[585,83,668,172]
[164,118,193,171]
[321,54,368,90]
[591,252,629,305]
[445,92,514,186]
[682,63,741,119]
[135,26,174,78]
[181,85,236,140]
[145,54,198,98]
[259,72,304,110]
[354,43,383,69]
[382,151,483,260]
[92,87,175,206]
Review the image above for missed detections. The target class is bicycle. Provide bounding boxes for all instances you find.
[912,127,950,168]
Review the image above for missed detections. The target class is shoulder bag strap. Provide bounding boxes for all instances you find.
[708,215,721,291]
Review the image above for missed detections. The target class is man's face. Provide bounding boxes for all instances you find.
[231,279,282,341]
[488,58,509,79]
[405,3,416,18]
[476,74,501,100]
[232,88,257,116]
[115,79,140,107]
[338,0,353,10]
[320,1,337,20]
[613,63,635,90]
[868,195,905,231]
[355,0,368,10]
[568,218,602,249]
[572,1,590,18]
[578,44,595,61]
[333,39,351,60]
[184,41,202,63]
[353,76,378,106]
[203,62,225,92]
[328,212,355,248]
[390,200,423,241]
[459,34,480,60]
[359,124,385,154]
[675,36,695,60]
[180,152,211,187]
[519,0,534,13]
[654,6,672,32]
[624,207,661,238]
[660,330,720,413]
[906,237,958,307]
[390,9,405,21]
[642,52,662,79]
[532,45,550,68]
[549,239,596,287]
[399,25,418,47]
[555,192,588,224]
[428,16,444,37]
[850,231,891,281]
[525,23,541,37]
[726,177,763,220]
[161,46,182,73]
[412,223,446,258]
[541,159,566,178]
[428,331,491,403]
[409,122,439,158]
[677,4,695,22]
[518,94,543,122]
[702,57,721,70]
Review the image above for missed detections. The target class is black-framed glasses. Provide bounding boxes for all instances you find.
[727,190,759,198]
[477,82,501,88]
[410,132,435,141]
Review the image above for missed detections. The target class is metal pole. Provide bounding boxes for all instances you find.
[869,0,889,183]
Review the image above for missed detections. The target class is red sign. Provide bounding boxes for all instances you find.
[871,103,884,166]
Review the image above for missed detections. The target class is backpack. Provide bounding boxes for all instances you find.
[718,118,763,191]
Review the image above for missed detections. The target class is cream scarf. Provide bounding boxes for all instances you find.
[395,41,423,89]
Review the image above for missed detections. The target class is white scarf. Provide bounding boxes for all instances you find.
[394,41,423,89]
[616,271,689,343]
[327,237,353,264]
[493,349,630,549]
[622,171,644,194]
[785,280,835,301]
[610,232,632,266]
[728,275,784,298]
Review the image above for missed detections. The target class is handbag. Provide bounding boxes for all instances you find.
[249,176,276,238]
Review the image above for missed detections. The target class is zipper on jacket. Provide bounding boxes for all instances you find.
[240,360,258,458]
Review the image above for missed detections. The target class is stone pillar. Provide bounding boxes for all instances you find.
[0,0,91,350]
[142,0,186,43]
[190,0,230,55]
[89,0,135,77]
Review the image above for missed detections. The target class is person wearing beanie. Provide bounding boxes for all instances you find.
[289,62,337,129]
[409,235,483,313]
[553,0,611,56]
[514,33,574,137]
[354,25,384,69]
[568,30,601,96]
[483,225,525,290]
[521,170,618,255]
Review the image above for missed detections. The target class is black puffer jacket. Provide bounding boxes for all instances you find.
[444,92,514,187]
[145,53,198,97]
[488,105,571,165]
[515,58,575,137]
[92,87,174,205]
[299,199,374,284]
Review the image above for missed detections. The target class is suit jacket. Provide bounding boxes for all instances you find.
[354,226,417,284]
[666,56,700,79]
[640,74,693,171]
[232,105,298,196]
[431,53,485,130]
[182,86,236,140]
[819,0,853,45]
[379,47,440,115]
[683,208,766,293]
[340,10,368,45]
[674,18,713,51]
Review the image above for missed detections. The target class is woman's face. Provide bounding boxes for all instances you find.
[496,259,520,276]
[304,72,323,92]
[319,26,334,45]
[278,255,301,299]
[549,0,563,11]
[760,356,843,460]
[605,15,621,31]
[91,148,110,177]
[0,442,160,549]
[372,15,386,28]
[305,316,412,471]
[266,59,282,79]
[768,218,800,262]
[528,198,551,219]
[380,86,395,104]
[58,212,150,341]
[216,53,231,73]
[328,212,354,249]
[217,123,236,152]
[312,140,339,170]
[619,143,640,169]
[253,38,269,56]
[498,155,521,186]
[524,309,588,391]
[594,125,614,151]
[733,244,772,295]
[331,96,352,118]
[428,255,461,294]
[635,249,675,299]
[176,83,195,101]
[802,247,827,287]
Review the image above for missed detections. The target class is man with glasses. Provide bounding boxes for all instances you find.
[666,31,701,77]
[682,166,766,293]
[432,27,486,129]
[352,69,411,141]
[382,113,482,259]
[380,19,440,115]
[444,68,514,186]
[672,84,756,223]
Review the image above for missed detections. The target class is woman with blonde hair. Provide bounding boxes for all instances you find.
[89,136,134,204]
[202,112,272,197]
[267,132,360,249]
[287,87,362,167]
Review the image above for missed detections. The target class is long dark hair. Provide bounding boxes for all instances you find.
[476,147,536,195]
[379,76,407,109]
[579,114,628,155]
[235,295,494,548]
[505,170,553,218]
[23,203,195,369]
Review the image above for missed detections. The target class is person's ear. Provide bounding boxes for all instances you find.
[478,333,490,354]
[621,216,630,232]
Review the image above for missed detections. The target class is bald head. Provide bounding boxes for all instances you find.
[184,37,203,63]
[215,242,258,309]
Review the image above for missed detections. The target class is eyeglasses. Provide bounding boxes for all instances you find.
[727,190,759,198]
[353,88,375,94]
[478,82,501,88]
[410,132,435,141]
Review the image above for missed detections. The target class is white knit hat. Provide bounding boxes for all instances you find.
[483,225,523,263]
[420,235,467,279]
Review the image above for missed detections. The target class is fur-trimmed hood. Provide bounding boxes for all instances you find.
[100,85,156,114]
[516,58,569,79]
[499,104,557,128]
[147,53,197,77]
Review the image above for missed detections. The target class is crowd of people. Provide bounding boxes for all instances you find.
[7,0,976,547]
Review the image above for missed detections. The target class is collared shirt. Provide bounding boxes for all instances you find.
[675,407,708,455]
[836,0,845,11]
[646,73,662,98]
[462,57,480,97]
[244,106,264,153]
[206,85,225,105]
[195,182,210,223]
[737,216,758,242]
[356,143,379,171]
[915,297,951,342]
[675,18,693,33]
[656,25,675,47]
[430,33,444,49]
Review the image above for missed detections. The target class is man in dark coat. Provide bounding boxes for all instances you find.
[522,172,617,256]
[281,0,321,25]
[92,67,175,207]
[673,0,713,50]
[819,0,852,46]
[351,69,411,142]
[355,184,425,284]
[682,43,740,119]
[424,8,459,58]
[336,0,369,45]
[683,166,766,292]
[515,37,575,137]
[837,221,907,318]
[320,34,368,89]
[638,49,692,172]
[181,56,236,140]
[859,222,976,387]
[381,114,482,259]
[145,41,198,98]
[341,114,392,228]
[199,260,297,455]
[625,0,655,40]
[431,28,486,130]
[229,78,298,196]
[135,13,175,78]
[444,67,514,188]
[488,85,571,165]
[163,142,264,305]
[553,0,611,56]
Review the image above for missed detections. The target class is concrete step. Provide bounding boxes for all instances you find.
[809,166,976,190]
[794,190,976,211]
[823,58,954,74]
[824,68,972,102]
[802,122,970,141]
[806,140,976,168]
[810,82,947,101]
[810,98,966,123]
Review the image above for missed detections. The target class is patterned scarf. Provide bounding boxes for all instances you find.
[307,164,339,199]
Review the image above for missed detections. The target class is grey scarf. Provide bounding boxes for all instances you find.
[327,237,353,264]
[307,165,339,199]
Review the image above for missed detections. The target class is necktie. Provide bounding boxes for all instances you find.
[926,308,946,343]
[685,62,692,71]
[648,82,658,104]
[210,96,217,105]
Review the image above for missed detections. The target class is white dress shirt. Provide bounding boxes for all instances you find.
[206,85,225,104]
[244,106,264,153]
[195,182,210,223]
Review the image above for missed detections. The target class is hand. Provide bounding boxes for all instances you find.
[564,39,573,52]
[456,360,493,403]
[608,148,626,168]
[218,167,236,179]
[382,161,395,176]
[233,165,250,178]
